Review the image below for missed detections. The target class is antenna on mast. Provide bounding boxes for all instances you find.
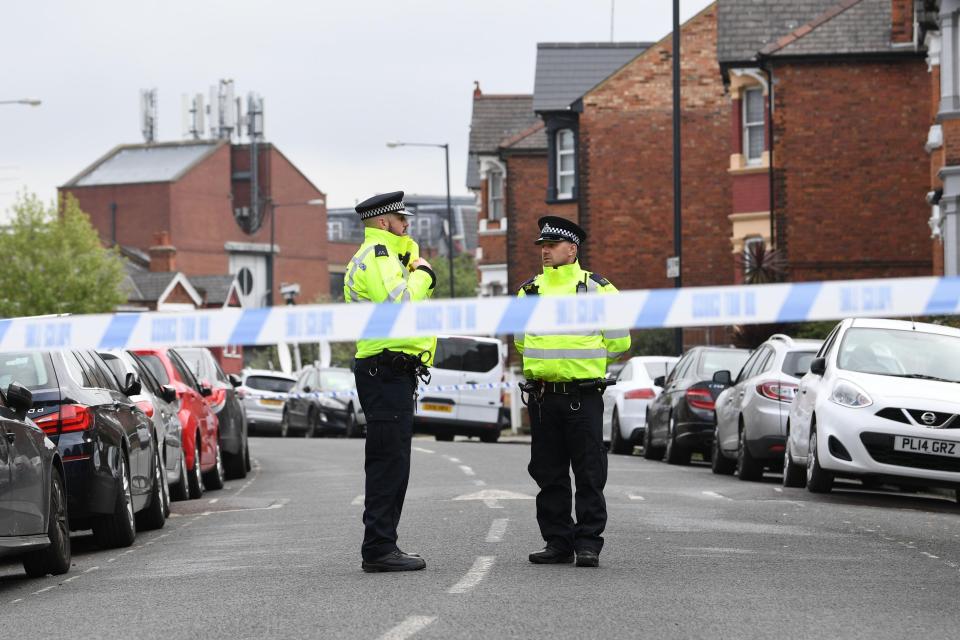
[140,88,158,143]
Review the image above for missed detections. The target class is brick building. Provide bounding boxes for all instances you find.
[60,139,329,308]
[718,0,933,281]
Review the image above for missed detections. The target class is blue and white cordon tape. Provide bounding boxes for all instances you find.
[0,275,958,352]
[265,381,512,401]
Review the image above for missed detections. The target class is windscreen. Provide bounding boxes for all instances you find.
[643,361,676,381]
[434,338,500,373]
[320,370,355,391]
[698,350,750,379]
[139,354,170,385]
[245,375,295,393]
[0,351,58,392]
[837,327,960,382]
[782,351,817,378]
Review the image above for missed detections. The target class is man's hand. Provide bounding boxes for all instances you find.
[411,258,432,270]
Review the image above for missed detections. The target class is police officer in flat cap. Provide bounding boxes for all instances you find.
[344,191,437,572]
[516,216,631,568]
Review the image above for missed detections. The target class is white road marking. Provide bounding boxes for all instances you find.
[474,480,486,487]
[107,558,116,563]
[208,498,219,504]
[702,491,732,501]
[63,576,79,583]
[774,487,783,493]
[486,518,508,542]
[11,598,23,604]
[234,460,262,497]
[483,499,504,509]
[352,494,365,506]
[378,615,438,640]
[199,499,289,517]
[32,586,55,595]
[83,566,100,574]
[459,465,475,476]
[453,489,534,508]
[448,556,496,594]
[445,456,461,463]
[922,552,940,559]
[413,447,435,454]
[628,494,645,501]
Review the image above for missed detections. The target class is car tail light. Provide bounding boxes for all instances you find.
[34,404,93,435]
[757,381,799,402]
[624,388,656,400]
[136,400,155,418]
[686,388,715,411]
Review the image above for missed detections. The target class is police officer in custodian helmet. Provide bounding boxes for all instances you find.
[344,191,437,573]
[516,216,631,568]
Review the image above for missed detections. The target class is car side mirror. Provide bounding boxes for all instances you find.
[712,370,732,387]
[229,373,241,388]
[160,384,177,403]
[200,382,213,397]
[6,383,33,419]
[810,357,826,376]
[123,372,142,397]
[302,385,312,394]
[653,375,666,388]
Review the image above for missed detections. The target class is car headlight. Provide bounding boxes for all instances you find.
[830,379,872,408]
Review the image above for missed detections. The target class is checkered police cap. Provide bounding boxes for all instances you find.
[355,191,414,220]
[534,216,586,246]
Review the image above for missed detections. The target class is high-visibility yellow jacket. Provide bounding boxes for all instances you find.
[515,261,630,382]
[344,227,437,362]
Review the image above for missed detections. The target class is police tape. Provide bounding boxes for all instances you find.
[257,381,514,401]
[1,275,958,352]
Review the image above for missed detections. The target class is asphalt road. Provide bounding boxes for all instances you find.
[3,436,960,639]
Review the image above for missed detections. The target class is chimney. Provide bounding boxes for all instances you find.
[148,231,177,272]
[473,80,482,98]
[891,0,913,45]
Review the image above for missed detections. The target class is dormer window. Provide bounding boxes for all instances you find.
[556,128,576,198]
[743,87,765,165]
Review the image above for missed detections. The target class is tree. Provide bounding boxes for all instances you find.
[0,193,126,318]
[428,253,479,299]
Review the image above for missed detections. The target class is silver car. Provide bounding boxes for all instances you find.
[712,334,822,480]
[239,369,296,436]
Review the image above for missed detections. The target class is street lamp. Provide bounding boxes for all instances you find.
[386,141,456,298]
[266,197,325,307]
[0,98,41,107]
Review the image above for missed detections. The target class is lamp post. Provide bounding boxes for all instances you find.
[386,141,456,298]
[0,98,41,107]
[671,0,683,356]
[266,198,325,307]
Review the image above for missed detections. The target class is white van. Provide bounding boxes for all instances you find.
[415,335,505,443]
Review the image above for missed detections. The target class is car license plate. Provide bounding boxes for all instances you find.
[260,398,283,406]
[422,403,453,413]
[893,436,960,458]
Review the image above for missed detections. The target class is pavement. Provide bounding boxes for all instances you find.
[3,435,960,639]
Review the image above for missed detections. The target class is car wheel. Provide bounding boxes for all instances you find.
[664,414,690,465]
[806,429,834,493]
[345,407,361,439]
[137,445,167,531]
[479,429,500,444]
[610,410,632,455]
[435,433,454,442]
[92,450,136,549]
[642,412,664,460]
[280,411,290,438]
[187,438,205,500]
[22,469,71,577]
[204,438,226,490]
[304,410,318,438]
[711,427,736,475]
[224,424,248,480]
[782,441,806,488]
[170,449,190,501]
[735,424,763,481]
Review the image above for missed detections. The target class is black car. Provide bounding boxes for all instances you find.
[644,347,750,465]
[177,348,249,479]
[0,350,167,548]
[0,382,71,577]
[282,366,365,438]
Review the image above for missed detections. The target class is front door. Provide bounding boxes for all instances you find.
[229,252,269,308]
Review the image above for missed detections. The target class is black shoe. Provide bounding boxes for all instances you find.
[398,549,422,558]
[528,547,574,564]
[575,550,599,567]
[362,550,427,573]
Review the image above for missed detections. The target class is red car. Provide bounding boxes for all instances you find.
[134,348,224,499]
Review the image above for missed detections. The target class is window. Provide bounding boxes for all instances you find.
[169,351,201,390]
[85,351,121,392]
[742,87,765,164]
[735,349,763,384]
[434,338,500,373]
[99,353,129,387]
[488,170,504,220]
[62,352,93,387]
[0,352,56,391]
[414,216,432,240]
[328,220,343,241]
[782,351,817,378]
[245,375,295,393]
[138,354,170,385]
[556,129,575,198]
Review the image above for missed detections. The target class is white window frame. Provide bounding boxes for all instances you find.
[327,220,343,241]
[742,87,765,165]
[556,128,575,199]
[415,216,432,240]
[488,170,504,220]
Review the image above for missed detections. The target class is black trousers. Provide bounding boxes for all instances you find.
[527,390,608,554]
[354,358,416,562]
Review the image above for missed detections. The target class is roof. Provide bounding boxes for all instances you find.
[717,0,840,64]
[466,94,538,188]
[500,121,548,152]
[125,271,178,302]
[760,0,904,57]
[63,140,223,188]
[532,42,652,112]
[190,274,239,306]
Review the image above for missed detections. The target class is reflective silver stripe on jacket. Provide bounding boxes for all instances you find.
[388,282,411,302]
[523,348,608,360]
[603,329,630,339]
[344,245,378,302]
[605,350,628,359]
[525,330,602,339]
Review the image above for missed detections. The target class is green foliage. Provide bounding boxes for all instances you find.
[0,193,126,318]
[629,329,678,356]
[428,253,478,299]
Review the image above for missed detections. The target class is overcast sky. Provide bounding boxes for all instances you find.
[2,0,714,215]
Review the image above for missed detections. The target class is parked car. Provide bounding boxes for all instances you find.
[644,346,750,464]
[784,318,960,494]
[282,366,365,438]
[415,335,505,443]
[0,381,71,577]
[239,369,296,436]
[133,348,224,498]
[712,335,822,480]
[100,349,182,514]
[0,350,166,548]
[603,356,678,454]
[177,348,249,479]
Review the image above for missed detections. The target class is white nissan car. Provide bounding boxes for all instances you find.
[784,318,960,494]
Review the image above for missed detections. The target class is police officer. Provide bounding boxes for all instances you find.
[344,191,437,573]
[516,216,631,568]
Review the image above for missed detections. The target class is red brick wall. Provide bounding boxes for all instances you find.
[503,152,577,291]
[772,58,932,281]
[579,5,731,289]
[732,172,769,213]
[479,233,507,264]
[891,0,913,45]
[930,60,945,276]
[61,182,172,249]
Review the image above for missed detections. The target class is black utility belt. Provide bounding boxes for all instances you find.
[526,379,607,395]
[359,350,432,384]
